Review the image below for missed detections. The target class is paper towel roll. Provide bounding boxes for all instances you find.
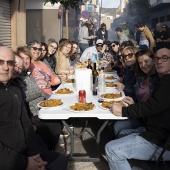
[74,68,92,93]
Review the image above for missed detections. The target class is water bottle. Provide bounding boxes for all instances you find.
[98,73,106,93]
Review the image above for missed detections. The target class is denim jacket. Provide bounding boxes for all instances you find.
[133,73,159,102]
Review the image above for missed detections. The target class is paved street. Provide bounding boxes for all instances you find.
[62,118,114,170]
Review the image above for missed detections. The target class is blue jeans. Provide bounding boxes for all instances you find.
[105,133,170,170]
[114,119,145,138]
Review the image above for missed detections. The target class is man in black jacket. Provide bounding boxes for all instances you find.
[96,23,108,41]
[105,48,170,170]
[0,46,67,170]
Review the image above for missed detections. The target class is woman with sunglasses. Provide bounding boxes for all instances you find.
[117,46,139,97]
[114,49,159,139]
[28,40,64,98]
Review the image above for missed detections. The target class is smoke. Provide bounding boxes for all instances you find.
[111,0,150,37]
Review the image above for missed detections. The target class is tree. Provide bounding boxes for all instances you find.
[44,0,83,9]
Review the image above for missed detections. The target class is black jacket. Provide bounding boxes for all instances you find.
[96,28,108,40]
[122,74,170,148]
[0,80,41,170]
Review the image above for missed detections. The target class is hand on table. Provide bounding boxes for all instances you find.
[110,103,123,117]
[117,82,125,91]
[123,96,135,105]
[26,154,47,170]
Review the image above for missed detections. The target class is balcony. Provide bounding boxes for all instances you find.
[150,0,170,11]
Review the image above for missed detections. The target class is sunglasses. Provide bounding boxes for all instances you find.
[96,44,103,47]
[111,44,116,47]
[31,47,42,52]
[0,59,15,66]
[122,53,134,59]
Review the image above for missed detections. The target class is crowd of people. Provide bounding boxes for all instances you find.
[0,19,170,170]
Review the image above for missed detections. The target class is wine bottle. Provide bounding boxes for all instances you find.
[87,59,93,70]
[92,63,98,84]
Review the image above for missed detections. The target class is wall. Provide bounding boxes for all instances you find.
[11,0,26,51]
[26,0,61,43]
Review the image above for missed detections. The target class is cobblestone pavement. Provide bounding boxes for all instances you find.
[61,118,114,170]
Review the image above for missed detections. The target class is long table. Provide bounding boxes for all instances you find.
[38,82,127,162]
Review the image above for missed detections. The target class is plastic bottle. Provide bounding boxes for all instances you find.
[98,73,106,93]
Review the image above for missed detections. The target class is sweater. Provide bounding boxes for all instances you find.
[122,74,170,147]
[30,61,57,95]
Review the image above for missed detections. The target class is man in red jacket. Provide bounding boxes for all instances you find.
[105,48,170,170]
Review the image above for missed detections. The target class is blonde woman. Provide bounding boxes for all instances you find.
[55,40,74,75]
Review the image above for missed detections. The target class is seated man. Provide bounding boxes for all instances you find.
[0,46,68,170]
[80,39,104,63]
[105,48,170,170]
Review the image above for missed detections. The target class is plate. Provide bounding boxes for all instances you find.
[53,88,74,95]
[98,101,127,110]
[105,76,118,83]
[104,70,117,74]
[68,103,96,112]
[37,99,64,108]
[106,82,117,88]
[100,92,125,101]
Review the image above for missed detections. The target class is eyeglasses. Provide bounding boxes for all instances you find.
[0,59,15,66]
[96,44,103,47]
[31,47,42,52]
[111,44,116,48]
[49,45,57,50]
[14,65,23,71]
[154,55,170,62]
[64,46,71,50]
[122,53,134,59]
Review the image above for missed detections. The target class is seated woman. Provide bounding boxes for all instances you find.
[55,40,74,75]
[28,40,65,98]
[43,38,58,73]
[16,46,64,152]
[70,41,79,66]
[114,49,159,138]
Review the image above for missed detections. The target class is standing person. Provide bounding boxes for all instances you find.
[135,23,155,50]
[0,46,68,170]
[105,48,170,170]
[96,23,108,41]
[78,22,96,54]
[43,38,58,73]
[115,27,129,45]
[88,23,95,47]
[120,21,130,38]
[154,23,170,51]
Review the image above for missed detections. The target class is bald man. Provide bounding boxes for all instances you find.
[106,48,170,170]
[154,23,170,51]
[0,46,67,170]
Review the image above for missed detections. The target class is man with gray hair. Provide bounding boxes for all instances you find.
[106,48,170,170]
[0,46,67,170]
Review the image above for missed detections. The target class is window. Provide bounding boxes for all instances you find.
[167,15,170,21]
[160,16,165,22]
